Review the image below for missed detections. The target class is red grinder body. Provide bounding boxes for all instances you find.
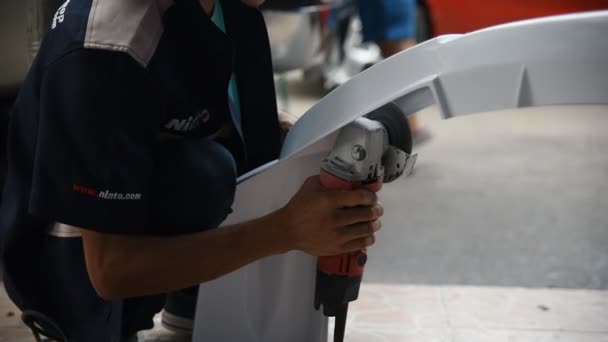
[314,170,382,317]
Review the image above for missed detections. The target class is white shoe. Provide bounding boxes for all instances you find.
[160,310,193,335]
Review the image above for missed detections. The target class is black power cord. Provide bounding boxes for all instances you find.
[333,304,348,342]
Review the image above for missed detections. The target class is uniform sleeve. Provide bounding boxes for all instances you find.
[29,49,162,234]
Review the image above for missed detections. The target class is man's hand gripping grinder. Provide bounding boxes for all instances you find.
[315,104,417,342]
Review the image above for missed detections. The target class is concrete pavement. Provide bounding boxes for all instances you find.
[366,104,608,289]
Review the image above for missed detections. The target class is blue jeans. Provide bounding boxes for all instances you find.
[357,0,417,42]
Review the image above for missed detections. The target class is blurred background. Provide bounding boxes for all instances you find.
[262,0,608,89]
[0,1,608,340]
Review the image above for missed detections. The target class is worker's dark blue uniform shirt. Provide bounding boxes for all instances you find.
[0,0,281,340]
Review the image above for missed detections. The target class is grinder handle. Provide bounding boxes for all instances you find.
[317,170,382,277]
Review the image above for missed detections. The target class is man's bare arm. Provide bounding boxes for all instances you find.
[82,212,288,299]
[80,176,383,300]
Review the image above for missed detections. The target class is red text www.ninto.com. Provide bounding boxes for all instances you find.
[73,184,142,200]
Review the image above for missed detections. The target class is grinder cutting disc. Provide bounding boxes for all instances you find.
[365,103,413,154]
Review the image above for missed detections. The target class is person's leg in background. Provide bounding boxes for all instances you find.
[357,0,430,144]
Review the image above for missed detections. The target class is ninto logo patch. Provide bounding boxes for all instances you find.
[165,109,211,132]
[52,0,71,29]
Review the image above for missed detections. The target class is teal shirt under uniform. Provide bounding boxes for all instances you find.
[211,0,242,120]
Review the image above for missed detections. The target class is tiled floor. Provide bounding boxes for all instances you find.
[2,283,606,341]
[0,285,35,342]
[328,285,608,342]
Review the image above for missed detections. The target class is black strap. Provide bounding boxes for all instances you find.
[21,310,68,342]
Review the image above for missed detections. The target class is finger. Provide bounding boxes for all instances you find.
[334,204,383,226]
[341,235,376,253]
[330,189,378,208]
[337,220,381,242]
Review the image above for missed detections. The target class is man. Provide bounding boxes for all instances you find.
[0,0,383,340]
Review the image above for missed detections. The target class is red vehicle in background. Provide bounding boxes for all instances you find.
[418,0,608,39]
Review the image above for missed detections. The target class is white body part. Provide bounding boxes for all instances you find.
[193,12,608,342]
